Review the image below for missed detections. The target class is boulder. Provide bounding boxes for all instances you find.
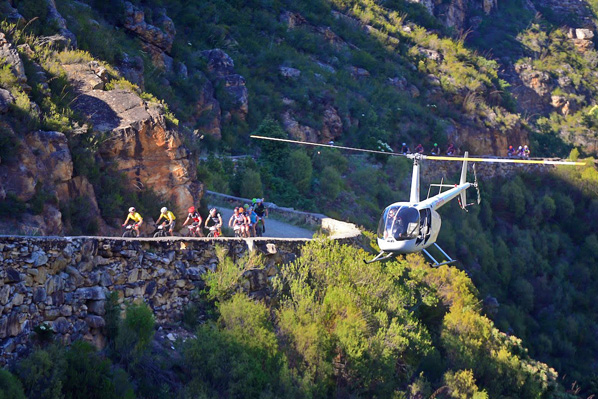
[46,0,77,47]
[0,32,26,83]
[348,66,370,79]
[279,66,301,78]
[0,88,14,113]
[0,130,72,204]
[575,28,594,40]
[191,72,221,139]
[279,10,308,28]
[118,53,145,90]
[34,34,73,50]
[123,1,175,52]
[201,49,236,78]
[321,105,343,143]
[62,62,107,92]
[201,49,249,122]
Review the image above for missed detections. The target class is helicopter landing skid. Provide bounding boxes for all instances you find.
[364,251,396,264]
[422,243,457,267]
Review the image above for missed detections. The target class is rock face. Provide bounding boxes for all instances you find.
[0,32,26,83]
[45,0,77,47]
[123,1,175,70]
[282,104,343,144]
[201,49,249,123]
[0,88,14,113]
[0,128,104,235]
[118,53,145,90]
[64,62,199,214]
[190,72,222,139]
[407,0,497,29]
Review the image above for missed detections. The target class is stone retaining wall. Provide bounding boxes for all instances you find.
[0,235,327,365]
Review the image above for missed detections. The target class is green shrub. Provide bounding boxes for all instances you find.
[319,166,343,201]
[0,124,20,164]
[61,196,100,235]
[183,294,295,399]
[0,193,27,219]
[285,150,313,192]
[15,344,65,399]
[114,302,155,363]
[0,369,26,399]
[63,341,134,399]
[240,168,263,199]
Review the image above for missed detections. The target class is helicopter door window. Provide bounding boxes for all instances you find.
[378,206,420,241]
[416,208,432,245]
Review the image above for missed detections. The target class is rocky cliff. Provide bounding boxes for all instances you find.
[0,20,200,234]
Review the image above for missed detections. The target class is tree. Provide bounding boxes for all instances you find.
[285,150,313,192]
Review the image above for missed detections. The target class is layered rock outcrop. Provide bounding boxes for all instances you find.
[0,128,104,235]
[201,49,249,124]
[123,1,175,70]
[64,61,200,214]
[281,104,343,144]
[407,0,497,29]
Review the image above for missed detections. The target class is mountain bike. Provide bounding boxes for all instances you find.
[122,224,139,238]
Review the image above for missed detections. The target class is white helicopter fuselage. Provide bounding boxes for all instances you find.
[377,181,472,253]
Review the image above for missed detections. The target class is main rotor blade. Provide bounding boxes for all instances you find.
[250,135,403,156]
[251,135,585,166]
[424,155,585,166]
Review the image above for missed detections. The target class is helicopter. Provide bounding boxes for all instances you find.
[251,135,585,266]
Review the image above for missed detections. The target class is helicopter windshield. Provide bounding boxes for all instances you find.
[377,205,420,241]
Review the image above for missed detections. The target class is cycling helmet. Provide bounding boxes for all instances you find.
[252,198,257,204]
[161,207,168,213]
[434,143,438,146]
[210,207,217,214]
[257,198,263,203]
[524,145,528,149]
[509,145,513,149]
[402,142,406,146]
[244,204,249,209]
[129,207,136,213]
[188,206,195,213]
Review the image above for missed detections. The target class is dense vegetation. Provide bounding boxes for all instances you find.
[1,240,579,398]
[437,157,598,393]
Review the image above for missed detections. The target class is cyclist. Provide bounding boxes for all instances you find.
[415,143,424,154]
[205,207,223,237]
[431,143,440,155]
[156,206,176,236]
[122,207,143,236]
[523,145,531,158]
[246,207,258,237]
[254,198,268,234]
[182,206,203,237]
[401,142,410,154]
[446,143,455,156]
[228,207,247,237]
[507,145,515,157]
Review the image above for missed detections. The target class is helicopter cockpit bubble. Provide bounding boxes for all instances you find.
[377,205,420,241]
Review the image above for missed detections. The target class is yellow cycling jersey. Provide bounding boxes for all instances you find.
[161,210,176,221]
[129,212,143,222]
